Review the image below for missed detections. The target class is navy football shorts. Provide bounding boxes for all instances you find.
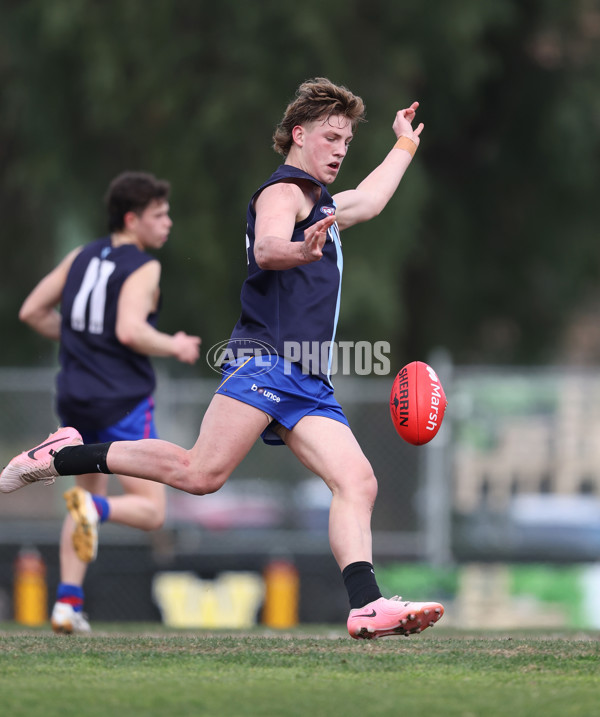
[76,396,158,444]
[215,355,349,445]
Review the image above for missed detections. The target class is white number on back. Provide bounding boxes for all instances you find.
[70,257,116,334]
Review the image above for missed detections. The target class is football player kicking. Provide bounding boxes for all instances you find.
[2,78,443,639]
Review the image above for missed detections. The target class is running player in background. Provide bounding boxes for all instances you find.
[16,171,201,633]
[2,79,443,639]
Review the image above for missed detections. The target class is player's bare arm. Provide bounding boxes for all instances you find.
[18,247,82,340]
[334,102,424,231]
[254,182,335,270]
[116,261,201,364]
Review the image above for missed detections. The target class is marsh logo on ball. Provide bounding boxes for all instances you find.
[389,361,448,445]
[426,365,439,383]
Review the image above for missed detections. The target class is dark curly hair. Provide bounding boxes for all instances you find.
[104,171,170,232]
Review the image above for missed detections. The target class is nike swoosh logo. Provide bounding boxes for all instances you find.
[28,438,68,460]
[354,609,376,618]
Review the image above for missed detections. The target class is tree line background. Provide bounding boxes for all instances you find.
[2,0,600,375]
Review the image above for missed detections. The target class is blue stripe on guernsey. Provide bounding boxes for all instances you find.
[229,165,342,385]
[326,215,343,384]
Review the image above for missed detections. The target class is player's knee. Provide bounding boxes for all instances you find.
[165,453,228,495]
[333,464,378,504]
[144,509,166,531]
[361,469,378,504]
[180,466,229,496]
[347,466,378,504]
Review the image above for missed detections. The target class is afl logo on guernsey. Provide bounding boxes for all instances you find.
[321,206,335,216]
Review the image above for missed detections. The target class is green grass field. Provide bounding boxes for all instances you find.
[0,623,598,717]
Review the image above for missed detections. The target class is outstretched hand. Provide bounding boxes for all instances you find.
[393,101,424,146]
[173,331,202,364]
[300,215,336,263]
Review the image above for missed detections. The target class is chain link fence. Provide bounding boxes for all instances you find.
[0,367,426,623]
[1,362,599,625]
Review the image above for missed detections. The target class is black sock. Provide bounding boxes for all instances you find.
[53,442,113,475]
[342,561,383,609]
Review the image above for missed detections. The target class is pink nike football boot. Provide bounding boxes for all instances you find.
[347,596,444,639]
[0,427,82,493]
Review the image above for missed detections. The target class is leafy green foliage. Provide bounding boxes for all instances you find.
[2,1,600,367]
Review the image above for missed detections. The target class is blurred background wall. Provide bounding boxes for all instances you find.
[1,0,600,629]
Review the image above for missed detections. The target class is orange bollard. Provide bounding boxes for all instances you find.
[13,547,48,626]
[262,559,300,629]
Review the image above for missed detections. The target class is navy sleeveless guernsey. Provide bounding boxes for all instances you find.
[229,165,342,384]
[56,236,158,432]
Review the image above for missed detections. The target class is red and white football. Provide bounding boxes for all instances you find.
[389,361,448,445]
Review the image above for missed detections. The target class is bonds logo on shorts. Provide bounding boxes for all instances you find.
[251,384,281,403]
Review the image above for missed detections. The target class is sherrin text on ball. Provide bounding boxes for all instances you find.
[389,361,448,445]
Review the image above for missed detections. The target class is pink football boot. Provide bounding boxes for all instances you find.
[347,596,444,639]
[0,427,82,493]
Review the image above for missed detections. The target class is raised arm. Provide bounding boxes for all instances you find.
[333,102,423,231]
